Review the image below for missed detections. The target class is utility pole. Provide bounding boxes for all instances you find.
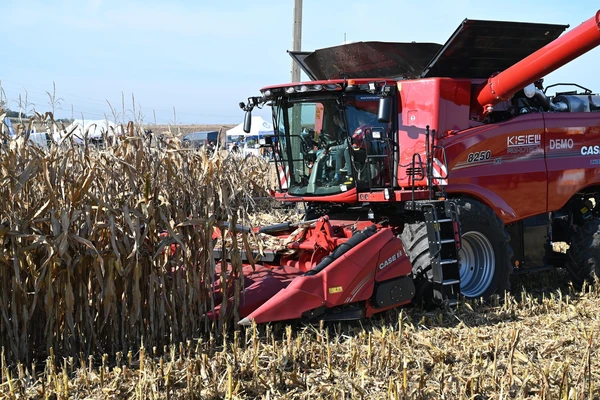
[290,0,303,183]
[291,0,303,82]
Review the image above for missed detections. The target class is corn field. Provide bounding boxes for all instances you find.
[0,114,272,365]
[2,115,600,399]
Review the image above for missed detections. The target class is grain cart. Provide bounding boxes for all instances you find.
[220,11,600,325]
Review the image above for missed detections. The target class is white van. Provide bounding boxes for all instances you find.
[2,118,51,148]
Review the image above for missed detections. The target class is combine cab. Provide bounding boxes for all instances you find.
[217,10,600,325]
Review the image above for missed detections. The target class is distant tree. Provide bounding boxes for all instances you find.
[6,110,23,118]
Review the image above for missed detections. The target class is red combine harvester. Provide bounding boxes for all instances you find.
[222,11,600,325]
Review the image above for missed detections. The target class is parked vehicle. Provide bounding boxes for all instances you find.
[182,131,218,148]
[2,118,52,148]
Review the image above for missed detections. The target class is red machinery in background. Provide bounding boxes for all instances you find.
[216,10,600,325]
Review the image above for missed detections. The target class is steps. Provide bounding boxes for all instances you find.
[406,200,462,306]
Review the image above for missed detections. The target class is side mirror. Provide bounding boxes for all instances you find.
[378,97,392,123]
[243,111,252,133]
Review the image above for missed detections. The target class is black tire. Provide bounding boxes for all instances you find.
[565,219,600,288]
[400,222,435,307]
[401,199,513,304]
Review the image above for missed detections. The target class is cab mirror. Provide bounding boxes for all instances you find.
[378,97,392,123]
[243,111,252,133]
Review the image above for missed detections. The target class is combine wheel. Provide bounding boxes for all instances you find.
[400,222,434,306]
[456,199,513,298]
[565,218,600,288]
[401,199,513,304]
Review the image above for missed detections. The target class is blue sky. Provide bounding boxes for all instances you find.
[1,0,598,124]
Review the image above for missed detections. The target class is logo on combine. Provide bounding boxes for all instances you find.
[549,138,574,150]
[581,145,600,155]
[378,250,402,270]
[507,134,541,154]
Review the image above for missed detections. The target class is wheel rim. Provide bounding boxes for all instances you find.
[458,231,495,297]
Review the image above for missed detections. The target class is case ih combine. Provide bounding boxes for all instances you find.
[220,11,600,325]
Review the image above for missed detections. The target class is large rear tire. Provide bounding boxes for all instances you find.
[401,199,513,304]
[565,219,600,288]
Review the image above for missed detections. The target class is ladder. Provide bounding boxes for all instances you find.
[406,200,462,305]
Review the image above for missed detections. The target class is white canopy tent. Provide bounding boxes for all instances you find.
[55,119,122,144]
[226,116,274,138]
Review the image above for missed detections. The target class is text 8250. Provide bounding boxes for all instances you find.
[467,150,492,163]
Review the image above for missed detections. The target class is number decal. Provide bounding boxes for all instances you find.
[467,150,492,163]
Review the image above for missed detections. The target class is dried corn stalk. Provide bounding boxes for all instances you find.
[0,114,270,363]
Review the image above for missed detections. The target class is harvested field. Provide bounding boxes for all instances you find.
[2,275,600,399]
[1,116,599,399]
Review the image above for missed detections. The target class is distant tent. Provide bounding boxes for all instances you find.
[226,116,274,138]
[56,119,122,144]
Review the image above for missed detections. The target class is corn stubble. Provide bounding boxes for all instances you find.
[1,115,600,399]
[2,284,600,399]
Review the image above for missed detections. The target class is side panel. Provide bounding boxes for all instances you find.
[396,78,471,188]
[397,79,440,188]
[544,113,600,212]
[442,114,547,224]
[374,237,412,282]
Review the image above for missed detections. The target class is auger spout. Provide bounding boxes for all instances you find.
[476,10,600,112]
